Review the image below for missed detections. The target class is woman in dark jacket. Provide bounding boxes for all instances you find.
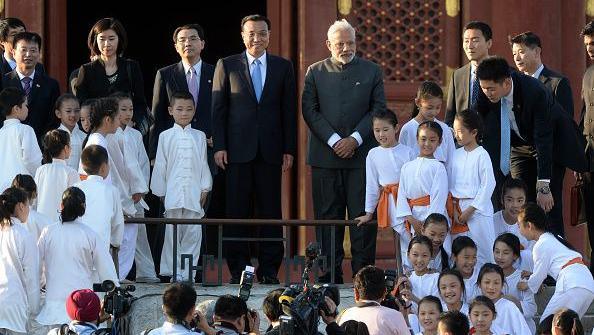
[74,17,149,133]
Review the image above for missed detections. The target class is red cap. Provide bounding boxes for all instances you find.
[65,289,101,322]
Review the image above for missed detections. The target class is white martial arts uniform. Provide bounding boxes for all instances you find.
[492,210,535,251]
[462,266,481,304]
[0,119,42,192]
[428,248,450,272]
[448,146,496,266]
[527,232,594,320]
[151,124,212,280]
[503,268,537,334]
[398,118,456,166]
[36,221,119,326]
[409,271,440,301]
[491,297,532,335]
[58,123,86,171]
[0,218,40,334]
[34,158,80,222]
[74,175,124,253]
[443,302,469,316]
[395,157,449,266]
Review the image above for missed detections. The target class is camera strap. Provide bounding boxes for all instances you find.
[355,301,381,308]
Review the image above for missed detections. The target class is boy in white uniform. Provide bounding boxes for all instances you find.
[54,93,85,170]
[151,91,212,282]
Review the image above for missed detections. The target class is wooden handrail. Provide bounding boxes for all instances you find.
[125,217,363,226]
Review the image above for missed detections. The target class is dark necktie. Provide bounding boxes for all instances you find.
[470,72,480,108]
[22,76,32,96]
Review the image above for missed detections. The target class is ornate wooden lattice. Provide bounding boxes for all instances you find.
[350,0,446,84]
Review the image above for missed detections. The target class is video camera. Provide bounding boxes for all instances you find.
[93,280,136,319]
[278,243,339,335]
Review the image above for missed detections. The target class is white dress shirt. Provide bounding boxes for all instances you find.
[58,123,86,171]
[246,51,267,87]
[0,119,42,192]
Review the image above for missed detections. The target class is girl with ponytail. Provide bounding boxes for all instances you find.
[35,129,80,222]
[517,203,594,321]
[11,174,53,240]
[0,187,40,334]
[36,186,118,328]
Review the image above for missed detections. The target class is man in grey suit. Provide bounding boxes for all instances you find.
[444,21,492,126]
[302,19,386,283]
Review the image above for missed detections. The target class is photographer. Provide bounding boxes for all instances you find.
[262,289,284,335]
[145,283,217,335]
[337,266,409,335]
[213,295,260,335]
[47,289,109,335]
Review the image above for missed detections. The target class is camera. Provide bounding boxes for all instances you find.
[278,243,339,335]
[238,265,255,301]
[93,280,136,319]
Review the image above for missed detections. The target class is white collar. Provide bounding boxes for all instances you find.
[246,50,267,67]
[59,123,82,135]
[502,79,514,105]
[531,64,545,79]
[52,158,67,165]
[16,68,35,81]
[182,60,202,76]
[173,123,192,131]
[3,118,20,126]
[85,174,106,182]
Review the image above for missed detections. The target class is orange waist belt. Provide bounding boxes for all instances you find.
[405,195,430,232]
[447,194,470,234]
[562,257,585,270]
[79,174,88,181]
[377,183,399,228]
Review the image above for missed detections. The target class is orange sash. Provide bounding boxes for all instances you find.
[447,193,470,234]
[405,195,430,232]
[561,257,585,270]
[377,183,399,228]
[79,174,88,181]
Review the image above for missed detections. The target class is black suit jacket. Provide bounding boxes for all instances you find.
[149,61,214,159]
[1,69,60,138]
[539,66,574,116]
[0,54,44,77]
[212,52,297,165]
[478,71,553,179]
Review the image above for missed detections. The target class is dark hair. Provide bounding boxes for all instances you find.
[454,109,483,142]
[262,288,284,322]
[553,308,584,335]
[407,234,433,255]
[418,295,443,313]
[438,268,466,299]
[109,91,132,102]
[469,295,497,316]
[508,31,541,49]
[170,91,195,107]
[438,310,470,335]
[83,97,119,147]
[354,265,386,301]
[412,81,443,118]
[11,174,36,201]
[0,87,26,117]
[464,21,493,41]
[241,14,271,31]
[60,187,86,222]
[340,320,370,335]
[42,129,70,164]
[173,24,205,42]
[81,98,98,110]
[87,18,128,58]
[500,177,527,202]
[423,213,450,270]
[0,187,28,228]
[417,120,443,141]
[12,31,41,50]
[519,202,576,251]
[537,314,554,335]
[55,93,79,112]
[0,18,26,43]
[477,263,505,289]
[80,145,108,175]
[214,294,248,321]
[581,21,594,37]
[162,283,197,321]
[493,233,521,257]
[372,109,398,127]
[476,56,512,84]
[451,235,477,259]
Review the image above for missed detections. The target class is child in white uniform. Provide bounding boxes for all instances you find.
[356,110,414,266]
[416,295,442,335]
[35,129,80,222]
[438,269,469,315]
[0,87,42,192]
[517,203,594,320]
[0,187,40,335]
[451,236,480,304]
[36,187,118,329]
[151,92,212,281]
[399,81,455,167]
[395,121,449,254]
[468,296,507,335]
[55,94,85,170]
[407,236,440,303]
[493,233,536,333]
[477,263,531,335]
[422,214,450,272]
[11,174,52,241]
[78,98,95,134]
[449,110,496,265]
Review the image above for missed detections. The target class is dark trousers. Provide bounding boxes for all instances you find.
[224,153,283,279]
[510,145,538,201]
[584,172,594,273]
[311,167,376,277]
[548,163,566,237]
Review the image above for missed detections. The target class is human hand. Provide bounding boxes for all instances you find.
[355,213,373,226]
[282,154,294,172]
[407,216,423,235]
[132,193,142,203]
[320,296,337,324]
[214,150,228,170]
[521,270,532,280]
[517,281,528,292]
[207,137,213,148]
[246,309,260,334]
[333,137,357,158]
[536,192,554,213]
[200,192,209,207]
[457,207,475,225]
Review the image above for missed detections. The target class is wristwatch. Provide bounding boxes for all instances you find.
[537,185,551,194]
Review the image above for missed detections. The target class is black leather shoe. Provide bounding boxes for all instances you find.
[229,276,240,284]
[259,276,280,285]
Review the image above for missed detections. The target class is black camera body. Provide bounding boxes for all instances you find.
[93,280,136,319]
[238,266,255,301]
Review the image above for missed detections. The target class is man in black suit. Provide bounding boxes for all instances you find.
[476,56,554,213]
[212,14,297,284]
[2,32,59,138]
[302,20,386,283]
[445,21,493,126]
[0,18,44,77]
[509,31,587,237]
